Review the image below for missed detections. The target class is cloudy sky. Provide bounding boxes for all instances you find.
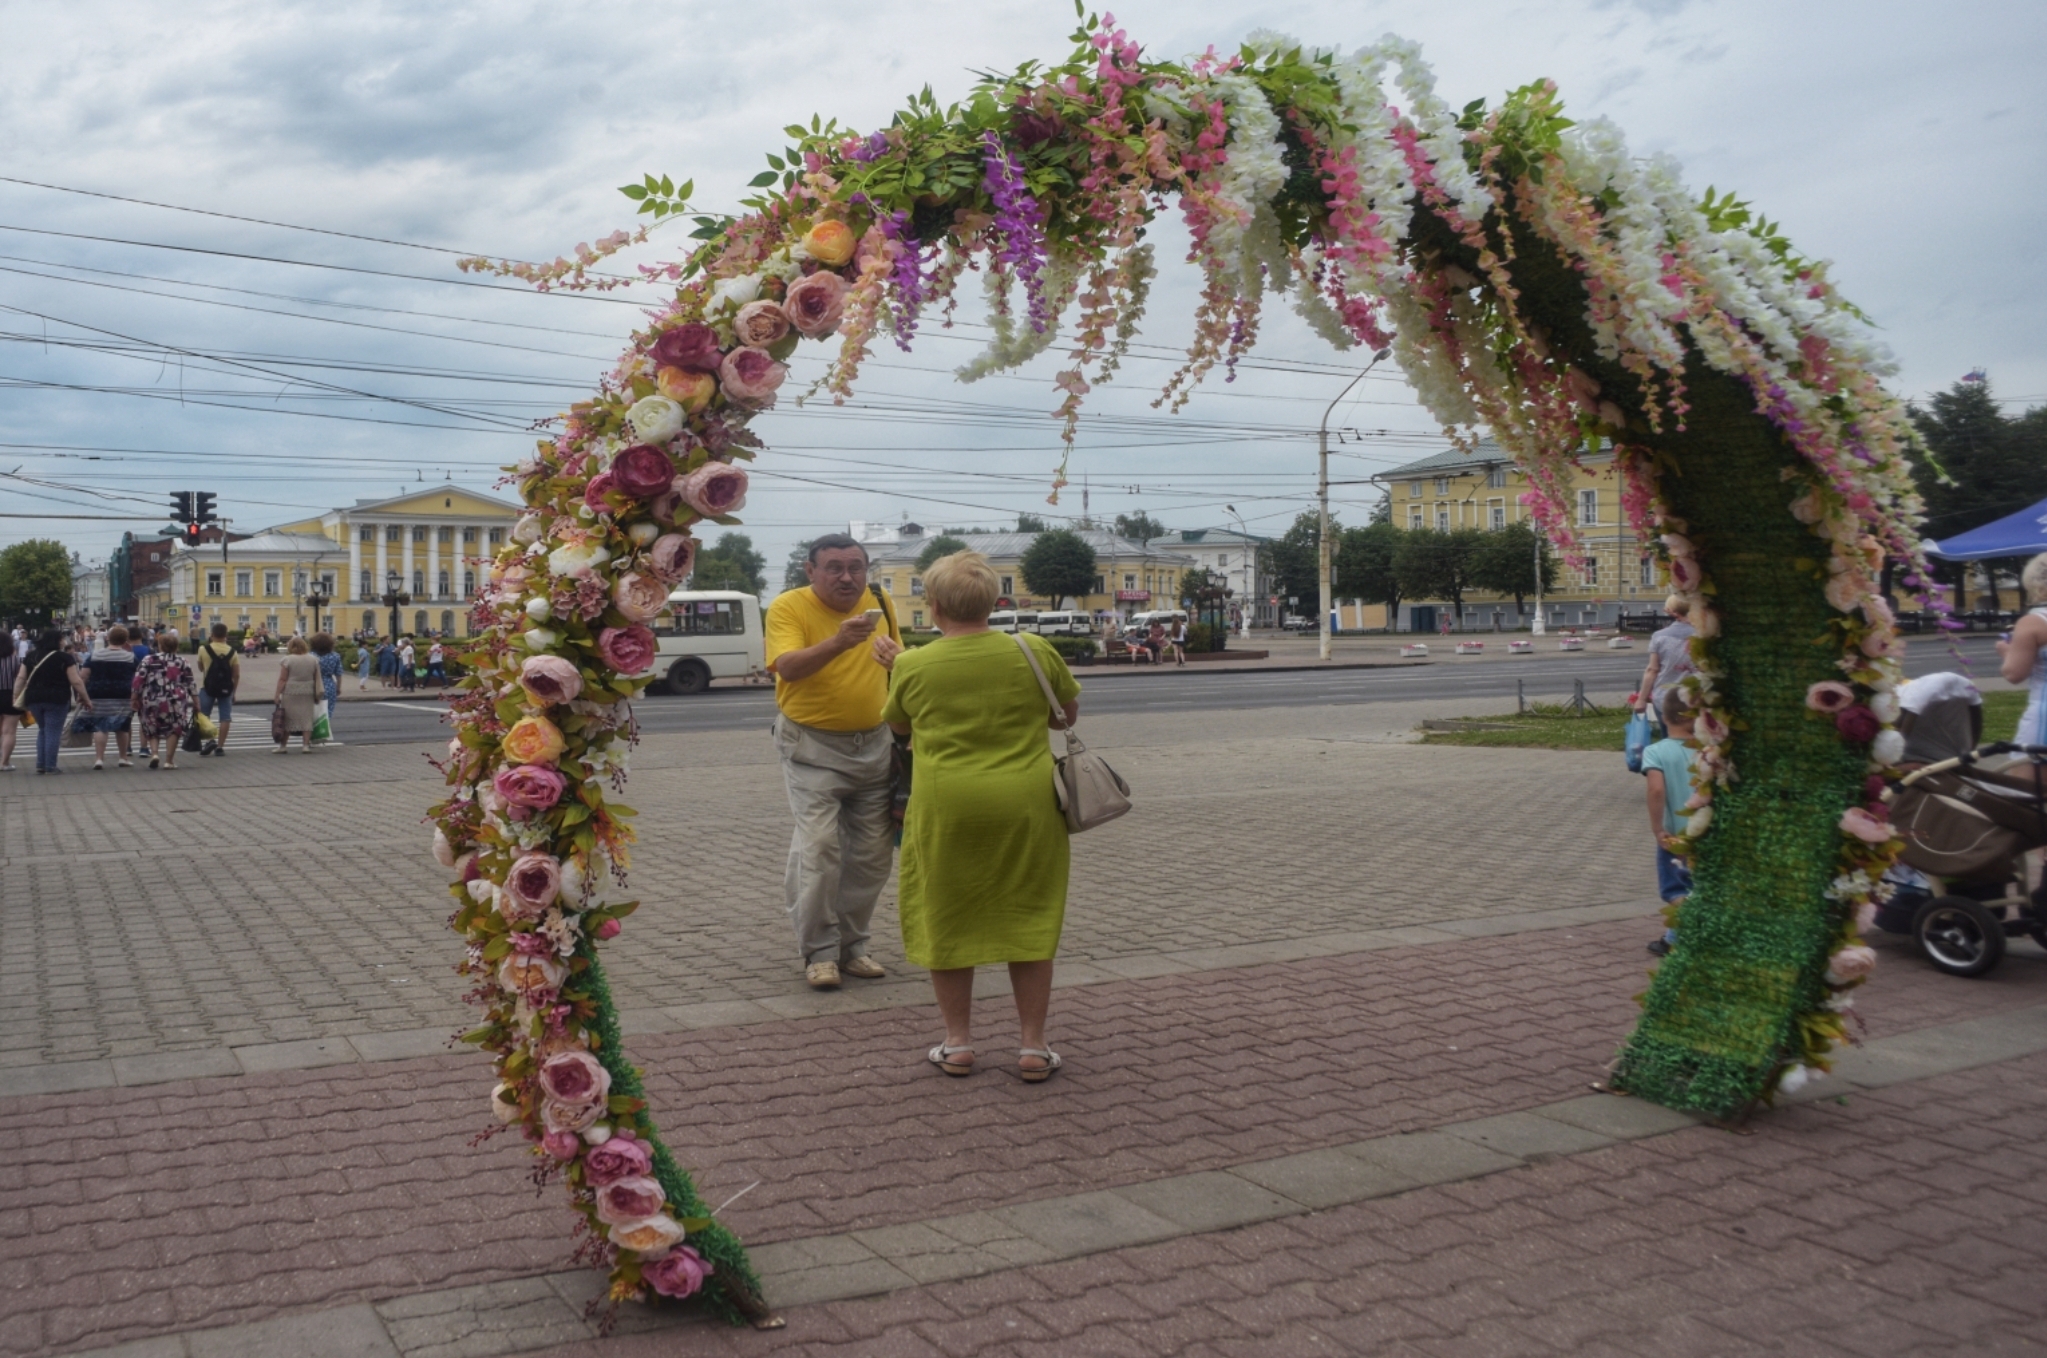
[4,0,2040,587]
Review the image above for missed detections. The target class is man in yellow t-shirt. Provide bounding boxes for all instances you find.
[765,534,904,990]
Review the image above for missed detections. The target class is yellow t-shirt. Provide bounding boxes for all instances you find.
[765,587,897,731]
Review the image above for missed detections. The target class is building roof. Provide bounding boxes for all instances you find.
[171,532,343,560]
[338,487,522,516]
[867,528,1196,567]
[1372,439,1510,480]
[1148,526,1269,549]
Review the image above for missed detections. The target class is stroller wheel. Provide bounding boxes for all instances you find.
[1913,895,2007,977]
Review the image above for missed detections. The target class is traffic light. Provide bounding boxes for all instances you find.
[183,521,203,547]
[193,492,218,526]
[169,491,193,523]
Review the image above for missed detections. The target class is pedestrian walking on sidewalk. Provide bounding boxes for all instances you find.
[0,644,20,772]
[355,640,374,691]
[83,625,138,769]
[133,629,196,769]
[377,638,398,688]
[312,632,342,736]
[1168,618,1188,667]
[196,624,240,756]
[1642,689,1698,957]
[1634,594,1696,734]
[19,628,89,774]
[427,638,446,687]
[273,636,322,753]
[765,533,904,991]
[399,636,417,692]
[884,552,1080,1082]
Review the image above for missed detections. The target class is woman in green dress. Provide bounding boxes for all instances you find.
[884,551,1081,1082]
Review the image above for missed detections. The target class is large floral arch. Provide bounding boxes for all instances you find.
[431,14,1930,1320]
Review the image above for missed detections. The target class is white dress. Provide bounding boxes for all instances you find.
[2019,606,2047,746]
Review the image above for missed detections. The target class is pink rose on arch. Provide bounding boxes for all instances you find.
[503,852,563,918]
[585,471,626,516]
[611,1215,687,1258]
[719,346,787,407]
[646,533,696,584]
[644,1245,714,1297]
[1668,555,1702,592]
[1835,705,1882,744]
[597,625,657,675]
[1695,710,1730,746]
[539,1050,611,1107]
[733,299,790,347]
[783,270,850,338]
[1863,593,1895,627]
[541,1097,602,1134]
[648,482,685,526]
[499,951,564,994]
[595,917,623,940]
[1860,630,1897,659]
[1825,944,1878,984]
[582,1133,652,1187]
[1824,571,1868,613]
[678,463,749,518]
[612,444,677,500]
[594,1175,668,1226]
[542,1130,580,1161]
[1805,681,1856,714]
[519,654,583,707]
[649,322,723,374]
[611,572,668,625]
[1839,807,1892,844]
[495,764,566,811]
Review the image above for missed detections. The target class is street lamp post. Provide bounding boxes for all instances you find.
[305,586,331,637]
[381,570,411,642]
[1317,347,1392,661]
[1224,504,1254,637]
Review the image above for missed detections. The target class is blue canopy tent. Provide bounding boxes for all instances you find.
[1925,497,2047,561]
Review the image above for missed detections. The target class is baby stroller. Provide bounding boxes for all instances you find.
[1879,735,2047,977]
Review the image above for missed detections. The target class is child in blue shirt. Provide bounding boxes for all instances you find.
[1641,688,1697,957]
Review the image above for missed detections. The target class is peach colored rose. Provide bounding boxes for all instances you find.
[1839,807,1891,844]
[1825,944,1878,984]
[611,572,668,625]
[801,219,857,267]
[611,1215,688,1258]
[502,715,566,766]
[733,299,790,347]
[519,655,583,707]
[1824,571,1868,613]
[541,1097,602,1134]
[499,952,565,994]
[657,366,716,412]
[784,270,850,338]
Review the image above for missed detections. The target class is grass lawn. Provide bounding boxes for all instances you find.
[1420,687,2028,751]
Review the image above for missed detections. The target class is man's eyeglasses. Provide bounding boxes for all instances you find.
[814,562,869,580]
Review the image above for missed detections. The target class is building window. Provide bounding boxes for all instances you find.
[909,576,924,596]
[487,528,505,545]
[207,571,224,597]
[264,571,281,597]
[1216,553,1228,569]
[441,610,456,635]
[1408,509,1423,529]
[386,526,403,543]
[463,570,475,597]
[359,525,377,543]
[462,527,477,544]
[1408,481,1422,498]
[414,610,428,634]
[1578,489,1599,525]
[437,569,450,597]
[412,570,425,596]
[360,570,373,599]
[1583,558,1599,586]
[1489,504,1506,530]
[1123,573,1136,591]
[437,526,454,543]
[319,573,335,598]
[880,575,894,594]
[1487,467,1508,489]
[412,526,428,543]
[1436,509,1450,532]
[1640,556,1655,587]
[362,611,376,633]
[1000,575,1014,596]
[1434,477,1450,495]
[149,551,161,563]
[912,611,925,629]
[235,570,252,597]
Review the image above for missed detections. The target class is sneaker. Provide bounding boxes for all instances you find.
[805,961,842,990]
[1646,937,1672,957]
[841,956,887,979]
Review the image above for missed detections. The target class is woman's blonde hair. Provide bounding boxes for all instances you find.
[923,550,1000,624]
[286,635,309,655]
[156,629,179,653]
[1664,594,1691,617]
[2024,553,2047,605]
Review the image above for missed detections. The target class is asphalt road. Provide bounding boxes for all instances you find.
[288,635,2005,747]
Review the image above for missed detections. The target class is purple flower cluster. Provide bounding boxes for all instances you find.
[981,130,1052,332]
[879,211,932,351]
[847,131,891,163]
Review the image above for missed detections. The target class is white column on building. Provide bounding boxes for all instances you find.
[402,524,415,600]
[374,523,389,597]
[348,526,362,602]
[425,525,439,601]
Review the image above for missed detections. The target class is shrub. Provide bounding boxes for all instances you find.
[1186,622,1227,653]
[1045,636,1097,662]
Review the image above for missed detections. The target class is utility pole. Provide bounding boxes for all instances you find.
[1318,348,1391,661]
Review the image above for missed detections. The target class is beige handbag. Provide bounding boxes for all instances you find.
[1011,632,1131,833]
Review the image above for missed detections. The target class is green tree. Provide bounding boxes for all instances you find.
[1014,512,1048,533]
[0,539,72,626]
[690,533,767,595]
[1019,529,1097,605]
[1114,510,1165,542]
[1911,379,2047,608]
[1334,520,1403,625]
[915,534,970,571]
[1467,520,1559,615]
[1268,512,1328,617]
[783,540,813,589]
[1395,527,1484,618]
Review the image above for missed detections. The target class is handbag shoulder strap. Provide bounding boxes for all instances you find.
[1010,632,1068,731]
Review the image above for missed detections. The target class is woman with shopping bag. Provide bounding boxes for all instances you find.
[882,551,1084,1082]
[272,635,322,753]
[16,628,90,774]
[133,629,197,770]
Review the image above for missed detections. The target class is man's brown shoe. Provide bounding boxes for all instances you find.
[805,961,842,990]
[841,955,886,979]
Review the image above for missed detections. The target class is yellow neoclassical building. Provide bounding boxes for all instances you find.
[138,488,522,638]
[1364,441,1663,632]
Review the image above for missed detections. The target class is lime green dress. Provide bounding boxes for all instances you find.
[883,631,1082,970]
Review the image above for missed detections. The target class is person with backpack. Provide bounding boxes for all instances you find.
[196,623,241,756]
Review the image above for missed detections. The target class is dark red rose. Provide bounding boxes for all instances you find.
[649,323,723,374]
[583,471,619,514]
[611,444,675,499]
[1835,705,1881,744]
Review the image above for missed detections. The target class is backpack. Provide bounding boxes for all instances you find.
[201,643,236,698]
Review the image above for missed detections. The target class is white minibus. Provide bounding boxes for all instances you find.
[650,590,764,694]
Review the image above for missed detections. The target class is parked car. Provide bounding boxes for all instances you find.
[987,610,1041,634]
[1031,610,1094,637]
[650,590,763,694]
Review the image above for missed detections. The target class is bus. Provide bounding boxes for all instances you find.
[650,590,764,694]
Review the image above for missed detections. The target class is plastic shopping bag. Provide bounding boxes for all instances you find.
[1624,710,1653,773]
[312,710,332,743]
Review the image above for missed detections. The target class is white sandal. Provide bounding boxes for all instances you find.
[1019,1048,1063,1083]
[927,1043,975,1077]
